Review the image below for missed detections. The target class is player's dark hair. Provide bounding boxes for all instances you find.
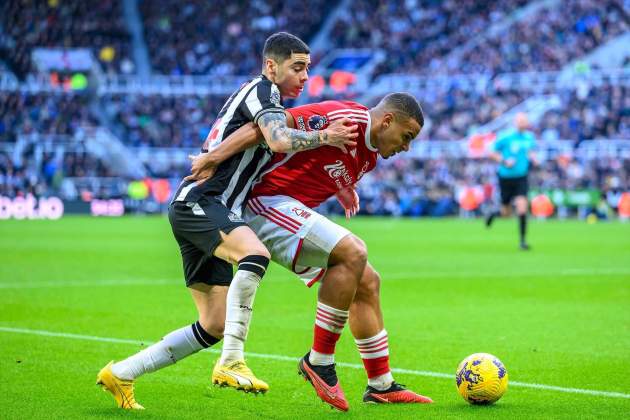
[263,32,310,63]
[379,92,424,127]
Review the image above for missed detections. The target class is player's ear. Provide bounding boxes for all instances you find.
[381,112,394,129]
[264,57,277,77]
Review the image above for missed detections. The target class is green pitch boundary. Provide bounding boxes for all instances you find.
[2,326,629,400]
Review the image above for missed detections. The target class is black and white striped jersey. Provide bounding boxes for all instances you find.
[172,74,284,217]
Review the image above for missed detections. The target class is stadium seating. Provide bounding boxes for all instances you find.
[0,91,97,143]
[0,1,628,216]
[104,93,227,148]
[328,0,628,77]
[0,0,133,77]
[451,0,629,75]
[329,0,528,76]
[140,0,336,75]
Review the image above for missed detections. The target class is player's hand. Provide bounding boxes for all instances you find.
[184,153,218,185]
[336,185,360,219]
[322,117,358,153]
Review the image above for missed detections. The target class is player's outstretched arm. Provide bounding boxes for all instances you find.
[186,122,263,182]
[257,112,358,153]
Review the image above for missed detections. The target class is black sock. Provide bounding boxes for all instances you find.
[238,255,270,278]
[519,214,527,243]
[191,320,221,348]
[486,210,499,227]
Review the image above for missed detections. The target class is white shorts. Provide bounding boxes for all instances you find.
[244,195,351,287]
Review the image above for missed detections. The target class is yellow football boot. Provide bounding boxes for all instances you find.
[212,359,269,394]
[96,361,144,409]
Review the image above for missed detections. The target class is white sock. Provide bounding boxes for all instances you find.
[220,268,262,365]
[369,372,395,391]
[112,322,217,380]
[309,349,335,365]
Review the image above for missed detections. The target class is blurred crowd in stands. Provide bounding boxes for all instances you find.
[325,155,630,217]
[1,0,627,79]
[103,94,224,148]
[0,0,133,78]
[1,0,628,217]
[407,79,629,141]
[0,91,96,143]
[140,0,334,75]
[0,146,112,198]
[330,0,628,77]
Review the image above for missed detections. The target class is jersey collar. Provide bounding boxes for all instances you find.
[364,112,377,152]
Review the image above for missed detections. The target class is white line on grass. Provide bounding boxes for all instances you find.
[0,279,179,289]
[1,326,629,400]
[2,266,629,289]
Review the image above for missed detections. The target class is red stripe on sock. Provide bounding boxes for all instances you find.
[359,343,390,354]
[317,306,348,321]
[316,310,347,326]
[356,335,388,350]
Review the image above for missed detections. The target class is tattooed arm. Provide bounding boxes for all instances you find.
[257,112,358,153]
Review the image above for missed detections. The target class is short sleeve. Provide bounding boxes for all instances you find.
[245,79,285,124]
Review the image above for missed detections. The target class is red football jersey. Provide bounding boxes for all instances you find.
[250,101,378,208]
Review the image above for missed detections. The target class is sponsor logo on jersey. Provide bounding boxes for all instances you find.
[270,84,281,106]
[357,161,370,180]
[292,207,312,219]
[323,160,353,188]
[308,115,327,130]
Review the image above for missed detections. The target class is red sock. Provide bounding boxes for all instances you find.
[310,302,348,365]
[355,330,391,379]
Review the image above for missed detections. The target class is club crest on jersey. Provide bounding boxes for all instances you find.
[270,84,281,106]
[292,207,312,219]
[308,115,327,130]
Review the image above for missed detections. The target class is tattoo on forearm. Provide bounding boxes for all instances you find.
[258,112,325,151]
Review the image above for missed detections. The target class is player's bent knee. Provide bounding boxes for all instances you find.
[349,236,368,267]
[331,234,368,272]
[358,267,381,300]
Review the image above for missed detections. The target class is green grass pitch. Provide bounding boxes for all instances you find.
[1,216,629,419]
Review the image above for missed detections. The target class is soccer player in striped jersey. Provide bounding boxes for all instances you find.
[188,93,433,411]
[96,32,358,409]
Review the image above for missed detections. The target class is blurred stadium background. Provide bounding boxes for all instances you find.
[1,0,629,220]
[1,1,630,418]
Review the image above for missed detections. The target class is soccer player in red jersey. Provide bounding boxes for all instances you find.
[189,93,433,410]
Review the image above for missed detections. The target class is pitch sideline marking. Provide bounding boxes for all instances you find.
[1,326,629,400]
[2,266,629,289]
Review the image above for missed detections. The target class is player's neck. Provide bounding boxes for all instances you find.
[262,70,276,84]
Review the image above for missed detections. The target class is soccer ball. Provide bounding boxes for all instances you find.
[456,353,508,404]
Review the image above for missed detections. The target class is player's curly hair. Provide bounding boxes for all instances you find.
[263,32,310,62]
[379,93,424,127]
